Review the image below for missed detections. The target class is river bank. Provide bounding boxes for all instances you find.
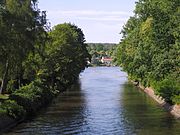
[4,67,180,135]
[132,81,180,119]
[0,81,73,133]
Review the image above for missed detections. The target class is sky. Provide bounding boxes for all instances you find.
[38,0,137,43]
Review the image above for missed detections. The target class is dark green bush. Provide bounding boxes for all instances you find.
[0,100,25,119]
[0,107,7,115]
[10,80,54,114]
[172,95,180,105]
[155,78,180,104]
[6,79,17,94]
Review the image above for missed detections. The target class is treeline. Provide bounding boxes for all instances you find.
[87,43,117,57]
[87,43,117,65]
[0,0,89,119]
[116,0,180,104]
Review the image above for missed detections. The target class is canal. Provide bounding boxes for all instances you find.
[5,67,180,135]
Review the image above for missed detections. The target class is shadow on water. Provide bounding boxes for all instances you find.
[4,67,180,135]
[121,82,180,135]
[5,81,88,135]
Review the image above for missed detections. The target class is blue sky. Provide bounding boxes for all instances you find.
[38,0,136,43]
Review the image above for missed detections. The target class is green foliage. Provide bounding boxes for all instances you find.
[0,94,9,100]
[22,53,43,82]
[116,0,180,104]
[0,0,49,93]
[0,107,6,115]
[7,23,90,116]
[154,78,180,104]
[10,80,54,114]
[172,95,180,105]
[87,43,117,66]
[6,79,16,93]
[0,0,89,124]
[87,43,117,58]
[40,23,90,90]
[0,100,25,119]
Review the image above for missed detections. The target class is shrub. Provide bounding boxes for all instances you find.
[172,95,180,105]
[10,80,54,114]
[155,78,180,104]
[6,79,17,94]
[0,100,25,119]
[0,107,7,115]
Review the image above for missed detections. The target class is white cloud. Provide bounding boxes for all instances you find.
[47,10,132,22]
[46,10,133,43]
[77,16,128,22]
[48,10,132,16]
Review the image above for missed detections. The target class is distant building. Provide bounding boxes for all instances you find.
[101,57,113,66]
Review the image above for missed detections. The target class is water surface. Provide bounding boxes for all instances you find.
[5,67,180,135]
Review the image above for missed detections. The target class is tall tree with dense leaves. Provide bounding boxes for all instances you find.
[0,0,48,93]
[117,0,180,104]
[40,23,90,91]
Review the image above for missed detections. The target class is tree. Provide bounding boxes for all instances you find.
[0,0,48,93]
[116,0,180,104]
[39,23,90,91]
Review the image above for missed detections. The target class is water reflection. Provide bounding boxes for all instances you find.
[5,67,180,135]
[78,67,130,134]
[121,82,180,135]
[6,82,88,135]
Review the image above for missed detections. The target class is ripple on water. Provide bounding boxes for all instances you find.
[4,67,180,135]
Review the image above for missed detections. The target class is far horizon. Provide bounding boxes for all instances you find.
[38,0,136,43]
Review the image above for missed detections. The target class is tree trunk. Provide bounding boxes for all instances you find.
[0,60,9,94]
